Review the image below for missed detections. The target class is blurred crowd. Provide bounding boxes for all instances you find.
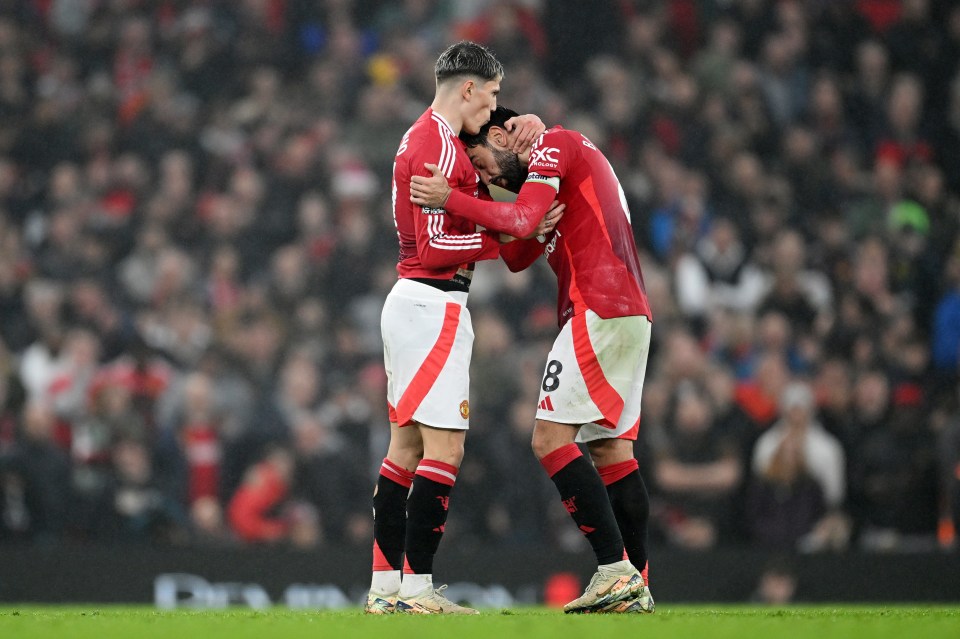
[0,0,958,557]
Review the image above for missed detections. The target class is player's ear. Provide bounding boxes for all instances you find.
[489,127,509,148]
[461,78,475,101]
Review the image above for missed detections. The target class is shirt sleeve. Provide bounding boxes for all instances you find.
[405,143,501,269]
[412,205,500,269]
[445,180,557,239]
[500,236,544,272]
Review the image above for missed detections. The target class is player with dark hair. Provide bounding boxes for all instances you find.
[410,106,655,614]
[367,44,554,615]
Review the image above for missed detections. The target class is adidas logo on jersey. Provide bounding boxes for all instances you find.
[538,396,555,411]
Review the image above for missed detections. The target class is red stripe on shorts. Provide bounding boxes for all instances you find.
[395,302,462,427]
[387,401,397,423]
[617,415,641,441]
[571,312,625,428]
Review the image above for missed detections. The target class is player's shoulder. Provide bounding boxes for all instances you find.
[529,126,582,172]
[396,131,435,176]
[534,126,587,154]
[537,126,576,143]
[403,113,452,157]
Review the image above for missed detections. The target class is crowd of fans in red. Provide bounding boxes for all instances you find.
[0,0,958,555]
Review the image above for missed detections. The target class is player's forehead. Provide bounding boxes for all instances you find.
[465,144,494,166]
[479,77,501,93]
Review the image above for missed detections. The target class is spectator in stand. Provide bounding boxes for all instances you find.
[746,418,828,551]
[756,230,832,337]
[674,217,765,326]
[649,382,743,549]
[748,382,849,551]
[155,372,223,523]
[227,445,294,545]
[94,435,187,543]
[289,412,368,545]
[72,371,148,517]
[735,352,792,430]
[1,400,70,542]
[812,358,855,447]
[886,201,940,332]
[649,163,713,263]
[932,245,960,389]
[850,390,940,551]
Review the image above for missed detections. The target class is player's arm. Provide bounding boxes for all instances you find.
[402,142,501,269]
[412,204,501,270]
[412,170,558,239]
[497,197,563,271]
[500,236,544,272]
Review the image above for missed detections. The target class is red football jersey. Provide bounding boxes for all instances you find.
[391,109,500,281]
[446,126,651,326]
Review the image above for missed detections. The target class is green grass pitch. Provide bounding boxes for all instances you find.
[2,606,959,639]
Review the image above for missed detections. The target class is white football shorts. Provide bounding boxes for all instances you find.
[535,310,652,442]
[382,278,473,430]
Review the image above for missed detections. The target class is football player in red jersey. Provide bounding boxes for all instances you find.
[410,106,655,614]
[368,46,557,615]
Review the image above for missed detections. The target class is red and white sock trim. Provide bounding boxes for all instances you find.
[596,458,639,486]
[381,458,416,488]
[539,443,583,477]
[415,459,459,486]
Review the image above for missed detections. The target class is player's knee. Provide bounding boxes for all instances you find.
[387,442,423,471]
[530,432,552,460]
[420,431,465,467]
[442,439,465,466]
[530,422,574,460]
[587,438,634,467]
[425,443,464,467]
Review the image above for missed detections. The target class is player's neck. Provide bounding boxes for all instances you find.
[430,94,463,135]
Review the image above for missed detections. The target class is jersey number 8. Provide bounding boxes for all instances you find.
[542,360,563,392]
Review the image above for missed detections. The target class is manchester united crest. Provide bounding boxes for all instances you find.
[459,400,470,419]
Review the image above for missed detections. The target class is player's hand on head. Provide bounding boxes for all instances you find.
[505,114,546,153]
[410,163,452,208]
[530,200,564,238]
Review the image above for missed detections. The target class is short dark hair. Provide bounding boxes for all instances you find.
[435,41,504,84]
[460,106,520,148]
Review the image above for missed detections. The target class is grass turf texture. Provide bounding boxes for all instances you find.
[2,606,959,639]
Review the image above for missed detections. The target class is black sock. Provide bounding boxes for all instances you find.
[541,443,624,565]
[599,459,650,574]
[404,459,457,575]
[372,458,414,571]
